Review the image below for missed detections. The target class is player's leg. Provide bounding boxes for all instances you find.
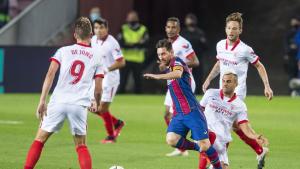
[232,121,268,167]
[24,129,53,169]
[67,104,92,169]
[24,103,65,169]
[199,131,216,169]
[166,115,199,151]
[187,111,222,169]
[74,135,92,169]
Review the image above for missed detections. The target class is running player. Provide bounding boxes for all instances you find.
[144,39,223,169]
[162,17,199,156]
[90,18,126,144]
[23,17,103,169]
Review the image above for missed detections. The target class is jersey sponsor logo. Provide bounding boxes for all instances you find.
[218,57,238,66]
[209,103,234,117]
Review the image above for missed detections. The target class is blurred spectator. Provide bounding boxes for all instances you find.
[181,13,208,94]
[290,16,300,96]
[89,6,102,22]
[8,0,19,19]
[0,0,10,28]
[118,10,149,93]
[284,16,299,80]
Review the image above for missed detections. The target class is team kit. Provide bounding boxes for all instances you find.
[23,12,272,169]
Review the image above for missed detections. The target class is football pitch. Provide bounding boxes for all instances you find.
[0,94,299,169]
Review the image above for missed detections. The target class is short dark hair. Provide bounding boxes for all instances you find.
[93,18,108,28]
[156,39,173,51]
[75,17,92,40]
[166,17,180,28]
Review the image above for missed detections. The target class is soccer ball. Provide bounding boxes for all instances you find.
[109,166,124,169]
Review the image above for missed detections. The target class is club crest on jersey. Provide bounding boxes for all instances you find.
[182,44,190,49]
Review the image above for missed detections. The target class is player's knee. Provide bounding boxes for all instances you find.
[198,139,211,152]
[166,134,179,146]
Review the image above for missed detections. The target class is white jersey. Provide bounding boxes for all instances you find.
[91,35,123,86]
[172,35,195,63]
[216,39,259,98]
[200,89,248,143]
[49,43,104,107]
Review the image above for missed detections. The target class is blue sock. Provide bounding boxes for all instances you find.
[175,137,200,151]
[205,146,222,169]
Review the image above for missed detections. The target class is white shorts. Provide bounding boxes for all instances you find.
[101,84,118,102]
[213,137,229,165]
[40,103,87,135]
[164,75,196,109]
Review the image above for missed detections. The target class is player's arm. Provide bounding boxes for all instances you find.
[36,61,59,120]
[239,122,269,146]
[144,66,183,80]
[202,61,220,92]
[186,53,199,68]
[253,61,273,100]
[94,77,103,108]
[107,58,126,72]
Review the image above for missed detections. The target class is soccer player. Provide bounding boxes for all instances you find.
[162,17,199,156]
[90,18,126,144]
[202,12,273,168]
[23,17,104,169]
[144,39,223,169]
[199,71,268,169]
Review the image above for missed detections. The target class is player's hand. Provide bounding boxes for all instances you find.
[144,73,159,80]
[103,67,109,74]
[264,87,273,101]
[88,100,98,113]
[202,79,210,93]
[256,135,269,147]
[36,101,47,120]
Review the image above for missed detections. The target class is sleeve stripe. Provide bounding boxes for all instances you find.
[251,56,260,65]
[238,120,249,125]
[94,74,104,78]
[49,58,60,65]
[186,51,196,59]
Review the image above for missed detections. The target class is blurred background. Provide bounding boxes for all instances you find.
[1,0,300,96]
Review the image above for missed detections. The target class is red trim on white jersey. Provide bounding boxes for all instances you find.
[94,74,104,78]
[225,38,240,51]
[220,89,237,102]
[238,120,248,125]
[77,43,91,48]
[186,51,196,59]
[49,58,60,65]
[251,56,260,65]
[115,57,124,62]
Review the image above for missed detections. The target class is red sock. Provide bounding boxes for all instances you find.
[76,145,92,169]
[208,131,216,144]
[24,140,44,169]
[199,152,208,169]
[235,129,263,155]
[110,114,118,125]
[99,112,114,136]
[164,115,170,126]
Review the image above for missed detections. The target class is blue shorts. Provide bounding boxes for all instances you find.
[167,110,208,141]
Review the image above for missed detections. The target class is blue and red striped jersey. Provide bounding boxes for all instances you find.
[167,57,201,115]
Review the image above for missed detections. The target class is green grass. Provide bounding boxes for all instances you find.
[0,94,299,169]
